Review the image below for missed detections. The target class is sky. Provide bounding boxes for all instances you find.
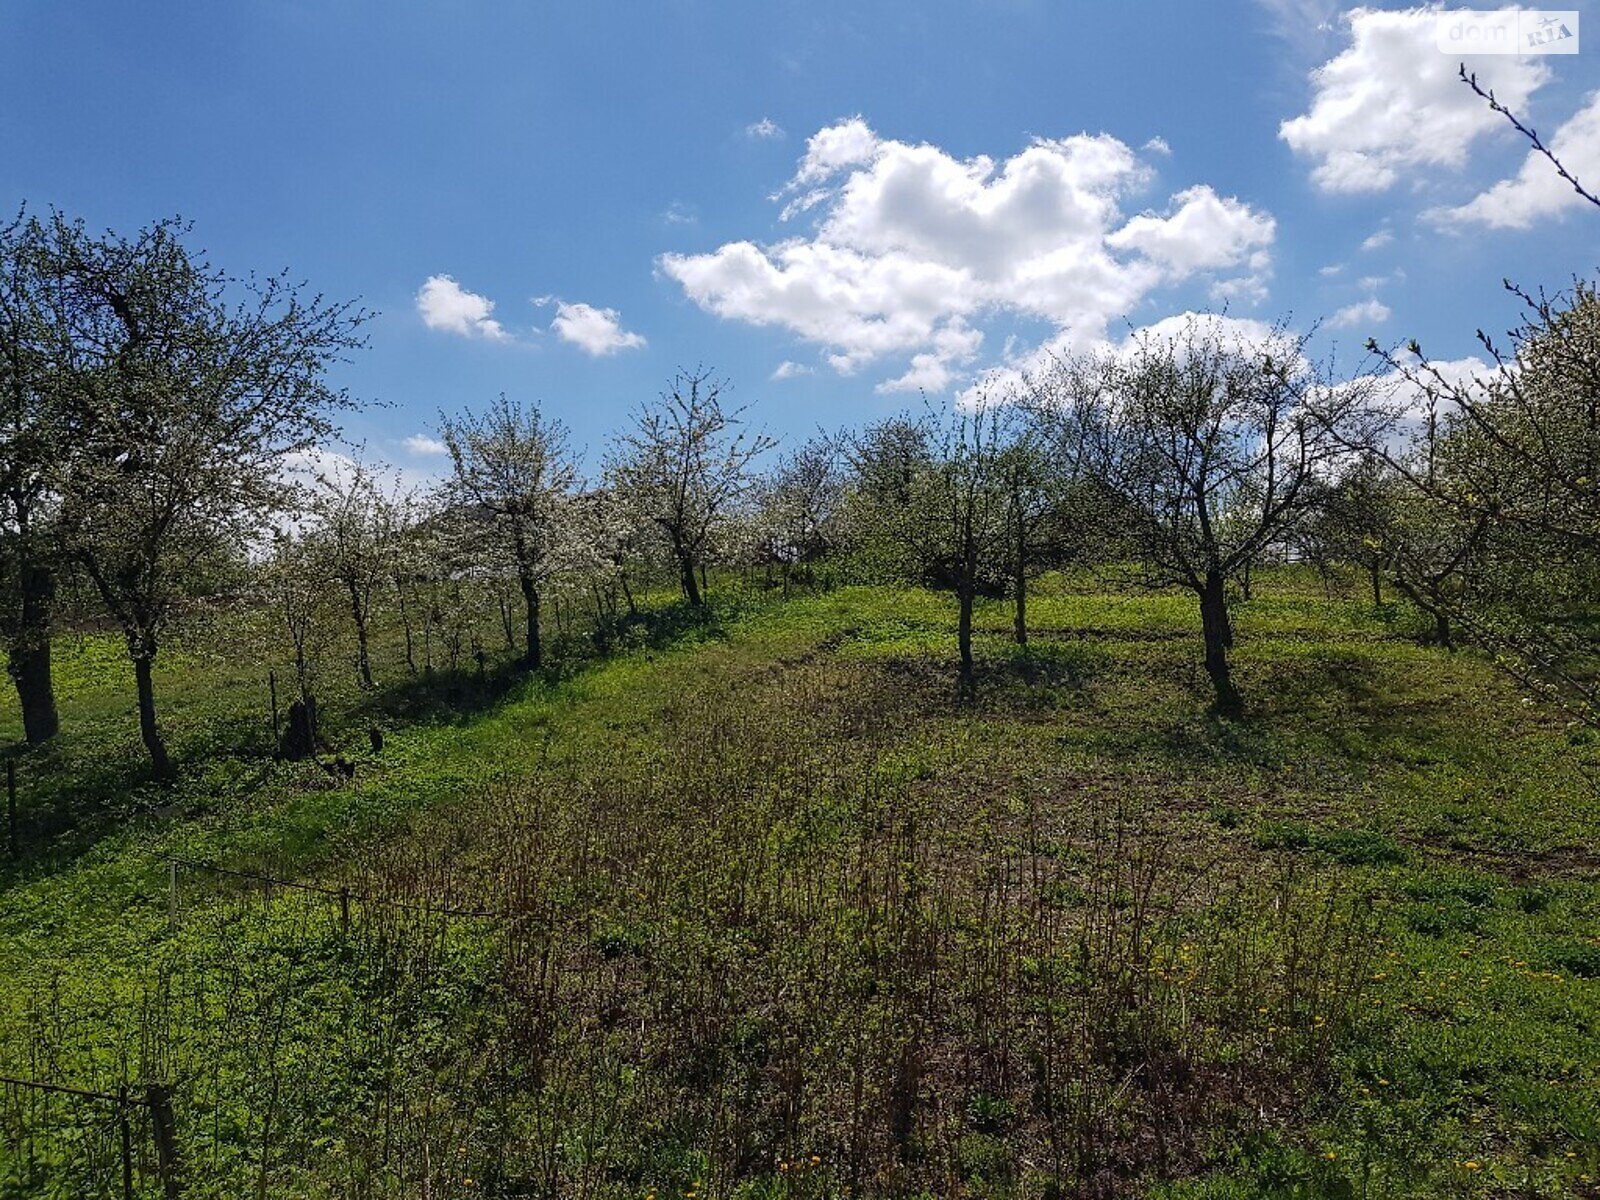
[2,0,1598,477]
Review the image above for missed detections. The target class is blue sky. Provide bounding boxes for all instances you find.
[2,1,1597,474]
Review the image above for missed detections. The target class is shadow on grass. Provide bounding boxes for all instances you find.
[971,640,1102,709]
[0,596,726,887]
[370,599,724,725]
[1144,642,1471,772]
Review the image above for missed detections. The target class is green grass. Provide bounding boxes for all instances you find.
[1,572,1597,1197]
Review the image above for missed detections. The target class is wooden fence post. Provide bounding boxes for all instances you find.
[146,1082,182,1198]
[118,1085,135,1200]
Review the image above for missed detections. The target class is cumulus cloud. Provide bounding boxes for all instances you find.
[661,119,1275,393]
[1122,311,1300,363]
[1427,91,1600,229]
[1361,228,1394,252]
[770,360,813,380]
[1142,136,1172,156]
[404,433,448,456]
[416,275,511,341]
[791,116,881,188]
[1367,354,1501,444]
[746,117,785,139]
[1280,7,1550,193]
[957,311,1300,408]
[1107,186,1276,276]
[546,301,646,356]
[1329,296,1392,329]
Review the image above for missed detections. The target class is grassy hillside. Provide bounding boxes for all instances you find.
[1,576,1597,1198]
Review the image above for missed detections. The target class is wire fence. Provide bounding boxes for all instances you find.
[0,1074,180,1199]
[1,853,508,1197]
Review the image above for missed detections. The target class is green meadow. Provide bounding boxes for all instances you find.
[1,573,1596,1198]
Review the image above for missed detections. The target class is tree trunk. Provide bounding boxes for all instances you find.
[1369,563,1383,607]
[679,552,704,607]
[520,572,542,670]
[278,696,318,761]
[1013,535,1028,648]
[1198,570,1242,718]
[395,578,418,675]
[1394,577,1453,650]
[8,561,59,744]
[498,593,516,650]
[619,571,637,617]
[132,652,172,778]
[1433,608,1452,650]
[957,580,975,696]
[347,582,373,690]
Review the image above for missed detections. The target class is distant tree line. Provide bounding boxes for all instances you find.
[3,196,1599,777]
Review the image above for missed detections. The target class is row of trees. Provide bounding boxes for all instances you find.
[256,375,773,747]
[4,201,1598,776]
[0,202,786,779]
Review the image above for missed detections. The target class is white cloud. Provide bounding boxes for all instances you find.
[1143,136,1172,156]
[877,353,961,394]
[1329,296,1392,329]
[1254,0,1343,56]
[661,119,1274,394]
[1367,354,1500,439]
[770,360,813,380]
[404,433,448,456]
[1427,91,1600,229]
[416,274,511,341]
[874,322,984,394]
[1210,273,1272,306]
[547,300,646,356]
[1107,186,1276,276]
[791,116,881,187]
[1280,7,1550,193]
[274,446,441,530]
[746,117,785,139]
[957,311,1299,408]
[281,444,360,490]
[1113,313,1306,375]
[1360,228,1394,252]
[1357,269,1403,290]
[662,201,698,226]
[1319,263,1345,276]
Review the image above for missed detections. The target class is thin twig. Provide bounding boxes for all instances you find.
[1460,64,1600,210]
